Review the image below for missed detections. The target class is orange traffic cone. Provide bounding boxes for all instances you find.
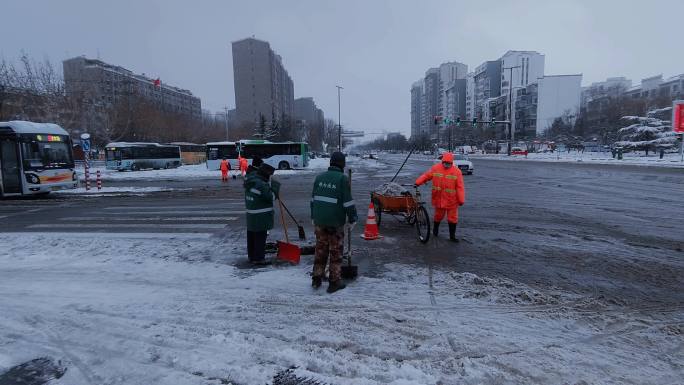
[361,202,383,240]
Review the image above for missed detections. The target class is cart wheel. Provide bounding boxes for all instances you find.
[373,199,382,227]
[415,205,430,243]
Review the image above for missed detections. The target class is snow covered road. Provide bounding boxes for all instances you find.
[1,232,682,384]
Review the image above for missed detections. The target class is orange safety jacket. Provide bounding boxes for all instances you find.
[220,159,229,172]
[415,163,465,209]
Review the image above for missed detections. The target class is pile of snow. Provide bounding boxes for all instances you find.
[56,186,173,195]
[77,163,323,182]
[373,182,410,196]
[308,157,331,170]
[471,151,684,168]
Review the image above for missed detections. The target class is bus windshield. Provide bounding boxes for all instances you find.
[20,135,74,170]
[207,145,238,160]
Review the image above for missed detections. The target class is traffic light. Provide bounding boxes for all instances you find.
[472,118,477,126]
[456,117,461,126]
[490,118,496,127]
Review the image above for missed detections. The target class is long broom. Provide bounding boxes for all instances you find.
[277,198,306,240]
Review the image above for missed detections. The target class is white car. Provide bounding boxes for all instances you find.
[453,154,474,175]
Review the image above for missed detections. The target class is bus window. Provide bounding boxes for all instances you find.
[289,144,300,155]
[219,145,238,159]
[106,149,121,161]
[20,139,73,169]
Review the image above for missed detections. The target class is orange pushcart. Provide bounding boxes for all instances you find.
[370,184,430,243]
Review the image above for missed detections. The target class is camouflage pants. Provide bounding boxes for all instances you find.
[313,226,344,282]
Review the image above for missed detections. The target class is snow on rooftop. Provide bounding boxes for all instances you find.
[0,121,68,136]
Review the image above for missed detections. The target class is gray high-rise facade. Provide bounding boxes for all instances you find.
[232,37,294,126]
[63,56,201,119]
[294,97,324,140]
[410,81,423,138]
[472,60,502,120]
[410,61,468,140]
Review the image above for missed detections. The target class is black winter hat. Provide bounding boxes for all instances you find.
[257,163,275,178]
[252,156,263,168]
[330,151,346,169]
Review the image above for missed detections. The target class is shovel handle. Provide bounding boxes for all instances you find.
[278,199,290,244]
[347,168,353,266]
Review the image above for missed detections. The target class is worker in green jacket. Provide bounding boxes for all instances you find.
[310,152,358,293]
[244,163,280,265]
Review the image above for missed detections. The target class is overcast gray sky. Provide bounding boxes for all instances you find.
[3,0,683,137]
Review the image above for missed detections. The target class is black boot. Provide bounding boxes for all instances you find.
[327,280,346,293]
[433,221,440,237]
[312,276,322,289]
[448,222,459,243]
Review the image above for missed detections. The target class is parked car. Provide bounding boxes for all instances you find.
[511,147,528,156]
[453,154,474,175]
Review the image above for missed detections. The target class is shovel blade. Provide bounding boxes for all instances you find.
[341,265,358,279]
[277,241,301,264]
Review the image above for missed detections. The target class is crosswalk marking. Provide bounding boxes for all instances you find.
[103,205,243,210]
[58,216,239,221]
[0,231,215,239]
[28,223,227,229]
[100,210,245,215]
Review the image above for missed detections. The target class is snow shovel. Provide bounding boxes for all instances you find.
[341,168,358,279]
[278,198,306,240]
[341,225,358,279]
[277,199,301,264]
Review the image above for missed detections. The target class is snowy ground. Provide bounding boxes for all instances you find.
[75,157,379,183]
[470,151,684,168]
[1,232,681,384]
[56,186,175,196]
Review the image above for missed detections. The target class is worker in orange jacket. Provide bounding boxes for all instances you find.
[220,158,230,182]
[239,156,248,177]
[415,152,466,242]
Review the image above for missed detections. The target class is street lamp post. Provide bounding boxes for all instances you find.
[336,85,343,151]
[503,65,521,156]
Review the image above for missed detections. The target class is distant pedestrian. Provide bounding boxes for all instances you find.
[244,163,280,265]
[239,156,248,177]
[220,158,230,182]
[310,152,358,293]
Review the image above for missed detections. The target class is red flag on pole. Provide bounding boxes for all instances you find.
[153,78,161,87]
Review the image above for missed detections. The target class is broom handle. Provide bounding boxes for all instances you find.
[390,145,415,183]
[278,198,290,244]
[347,169,352,265]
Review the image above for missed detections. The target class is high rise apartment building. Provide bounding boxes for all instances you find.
[232,37,294,126]
[63,56,201,119]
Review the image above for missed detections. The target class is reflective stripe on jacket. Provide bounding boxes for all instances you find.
[311,166,358,227]
[244,173,275,231]
[415,163,465,209]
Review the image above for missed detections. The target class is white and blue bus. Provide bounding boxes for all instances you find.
[105,142,181,171]
[0,121,77,197]
[206,140,309,171]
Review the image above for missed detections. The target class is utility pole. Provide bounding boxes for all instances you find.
[336,85,343,151]
[223,106,230,141]
[503,65,521,156]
